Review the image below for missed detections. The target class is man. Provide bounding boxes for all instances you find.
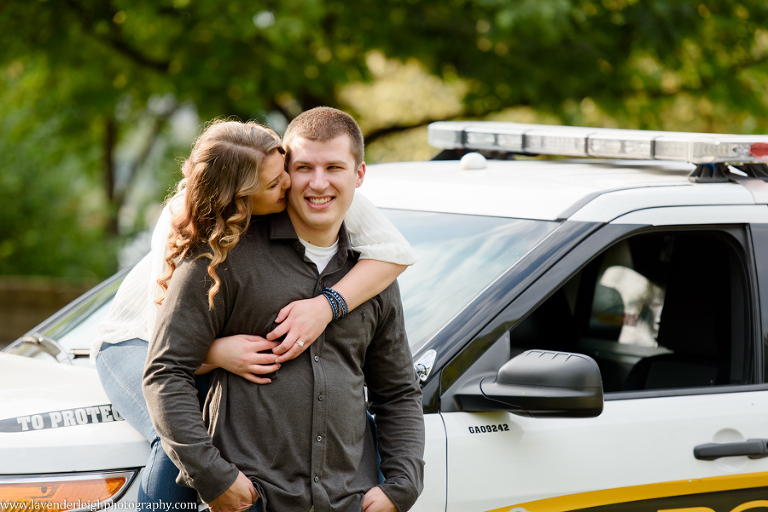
[143,107,425,512]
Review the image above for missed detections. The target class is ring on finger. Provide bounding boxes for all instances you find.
[296,340,305,348]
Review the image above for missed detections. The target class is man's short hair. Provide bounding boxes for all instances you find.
[283,107,365,168]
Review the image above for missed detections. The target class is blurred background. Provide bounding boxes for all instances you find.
[2,0,768,344]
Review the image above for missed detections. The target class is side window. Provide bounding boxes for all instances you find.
[509,230,752,393]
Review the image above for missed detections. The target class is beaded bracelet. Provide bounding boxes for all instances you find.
[325,287,348,317]
[321,290,340,320]
[320,287,349,321]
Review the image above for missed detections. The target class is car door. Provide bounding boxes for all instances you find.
[438,205,768,512]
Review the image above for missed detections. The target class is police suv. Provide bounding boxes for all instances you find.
[4,121,768,511]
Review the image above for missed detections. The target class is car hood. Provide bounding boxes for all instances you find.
[0,352,149,474]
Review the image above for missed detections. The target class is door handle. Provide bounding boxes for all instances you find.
[693,439,768,461]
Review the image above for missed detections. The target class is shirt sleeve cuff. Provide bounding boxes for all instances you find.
[377,473,424,512]
[187,458,241,505]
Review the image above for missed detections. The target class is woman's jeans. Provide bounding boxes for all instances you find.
[96,338,200,505]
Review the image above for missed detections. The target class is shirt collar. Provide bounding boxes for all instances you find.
[268,210,356,261]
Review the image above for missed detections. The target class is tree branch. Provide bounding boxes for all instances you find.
[64,0,170,72]
[363,105,510,145]
[104,116,118,236]
[98,34,170,72]
[113,105,178,215]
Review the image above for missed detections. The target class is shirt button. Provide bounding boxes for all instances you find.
[316,435,322,442]
[314,355,319,362]
[314,476,319,483]
[318,394,324,401]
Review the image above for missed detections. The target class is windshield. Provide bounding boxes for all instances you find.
[7,211,558,361]
[386,210,557,351]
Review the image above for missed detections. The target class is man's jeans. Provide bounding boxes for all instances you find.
[244,499,264,512]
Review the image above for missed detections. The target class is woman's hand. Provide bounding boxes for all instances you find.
[200,334,281,384]
[267,295,332,364]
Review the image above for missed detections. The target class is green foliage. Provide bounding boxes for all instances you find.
[4,1,768,127]
[2,0,768,279]
[0,61,116,279]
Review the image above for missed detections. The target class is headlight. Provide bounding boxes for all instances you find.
[0,470,137,511]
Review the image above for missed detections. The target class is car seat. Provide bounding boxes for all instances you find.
[624,236,731,390]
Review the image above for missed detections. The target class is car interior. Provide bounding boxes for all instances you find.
[508,230,752,393]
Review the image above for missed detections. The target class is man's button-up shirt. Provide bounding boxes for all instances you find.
[145,211,425,511]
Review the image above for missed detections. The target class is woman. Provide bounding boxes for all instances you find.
[93,119,415,505]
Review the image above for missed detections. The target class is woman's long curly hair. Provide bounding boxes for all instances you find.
[156,119,283,309]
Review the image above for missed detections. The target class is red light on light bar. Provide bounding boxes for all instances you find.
[750,143,768,158]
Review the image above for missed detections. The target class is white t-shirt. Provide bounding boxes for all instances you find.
[299,238,339,274]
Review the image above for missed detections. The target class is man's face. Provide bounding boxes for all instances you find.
[286,134,365,246]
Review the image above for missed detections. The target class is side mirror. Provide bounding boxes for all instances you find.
[454,350,603,418]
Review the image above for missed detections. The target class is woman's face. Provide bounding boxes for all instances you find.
[250,150,291,215]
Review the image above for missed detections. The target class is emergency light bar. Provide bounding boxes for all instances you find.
[429,121,768,165]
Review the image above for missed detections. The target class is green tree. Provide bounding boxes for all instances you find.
[2,0,768,279]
